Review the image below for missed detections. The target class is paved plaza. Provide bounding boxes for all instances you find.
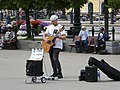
[0,49,120,90]
[1,19,120,90]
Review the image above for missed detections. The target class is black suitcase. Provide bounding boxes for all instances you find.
[26,60,44,76]
[85,66,98,82]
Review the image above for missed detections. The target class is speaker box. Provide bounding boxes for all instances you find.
[85,66,98,82]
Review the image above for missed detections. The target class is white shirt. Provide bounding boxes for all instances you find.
[98,32,104,41]
[4,31,15,41]
[79,29,89,40]
[4,31,11,41]
[45,24,66,49]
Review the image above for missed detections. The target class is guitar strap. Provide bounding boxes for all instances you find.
[53,29,58,34]
[52,29,58,42]
[52,37,56,42]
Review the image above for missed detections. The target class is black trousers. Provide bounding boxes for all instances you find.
[49,48,62,75]
[75,39,88,52]
[94,40,105,53]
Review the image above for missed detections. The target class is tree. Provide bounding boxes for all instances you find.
[108,0,120,9]
[0,0,47,39]
[14,0,46,39]
[70,0,88,8]
[70,0,88,25]
[45,0,71,18]
[0,0,88,39]
[107,0,120,15]
[104,0,120,34]
[104,0,109,34]
[0,0,16,10]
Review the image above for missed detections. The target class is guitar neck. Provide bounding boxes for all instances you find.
[51,26,64,42]
[51,31,60,42]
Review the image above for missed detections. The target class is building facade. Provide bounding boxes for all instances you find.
[81,0,104,13]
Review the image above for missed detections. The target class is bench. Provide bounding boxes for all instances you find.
[68,36,97,53]
[88,36,97,53]
[68,36,80,52]
[3,38,18,50]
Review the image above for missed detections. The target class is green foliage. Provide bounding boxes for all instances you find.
[0,0,88,10]
[0,0,17,10]
[0,0,88,40]
[108,0,120,9]
[0,0,46,10]
[44,0,71,10]
[45,0,88,10]
[70,0,88,8]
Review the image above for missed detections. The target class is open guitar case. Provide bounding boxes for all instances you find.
[88,57,120,81]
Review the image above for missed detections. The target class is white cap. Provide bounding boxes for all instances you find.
[50,15,58,21]
[81,26,85,29]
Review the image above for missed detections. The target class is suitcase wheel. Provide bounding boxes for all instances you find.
[32,76,37,83]
[41,77,46,83]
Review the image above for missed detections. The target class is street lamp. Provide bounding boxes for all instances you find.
[70,0,81,40]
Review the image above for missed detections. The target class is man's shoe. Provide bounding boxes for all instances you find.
[57,74,63,79]
[93,52,97,54]
[76,48,82,53]
[50,73,57,77]
[84,51,88,54]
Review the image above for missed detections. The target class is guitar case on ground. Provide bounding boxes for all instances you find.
[88,57,120,81]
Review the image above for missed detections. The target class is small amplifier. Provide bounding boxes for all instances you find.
[85,66,98,82]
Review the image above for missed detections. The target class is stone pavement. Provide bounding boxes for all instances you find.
[0,49,120,90]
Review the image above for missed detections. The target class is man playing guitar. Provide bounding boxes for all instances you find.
[43,15,66,79]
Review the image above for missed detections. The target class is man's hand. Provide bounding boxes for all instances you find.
[56,34,66,40]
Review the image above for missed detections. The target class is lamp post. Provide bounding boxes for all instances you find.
[88,2,93,24]
[74,5,80,26]
[70,0,81,40]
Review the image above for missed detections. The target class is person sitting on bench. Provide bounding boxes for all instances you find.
[4,25,17,49]
[93,27,109,54]
[4,27,15,42]
[75,26,90,53]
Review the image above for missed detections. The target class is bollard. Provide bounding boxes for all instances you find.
[72,28,75,41]
[112,27,115,41]
[92,27,94,36]
[32,28,35,41]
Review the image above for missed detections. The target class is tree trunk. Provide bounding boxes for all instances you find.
[74,7,80,26]
[62,8,65,15]
[104,0,109,34]
[25,9,31,39]
[16,10,19,20]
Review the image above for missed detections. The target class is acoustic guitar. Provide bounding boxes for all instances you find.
[42,26,64,53]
